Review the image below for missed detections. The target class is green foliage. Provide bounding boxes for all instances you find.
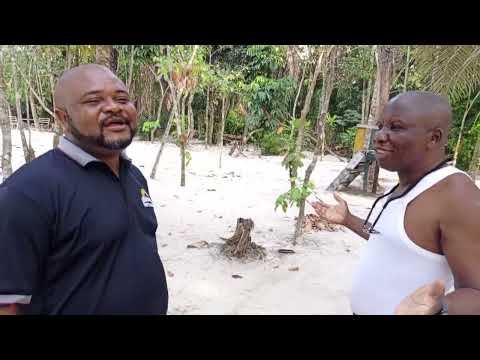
[141,119,160,134]
[260,132,289,155]
[275,180,315,212]
[244,76,295,132]
[225,108,245,135]
[338,127,357,156]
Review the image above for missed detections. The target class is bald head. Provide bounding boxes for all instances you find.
[54,64,122,111]
[387,91,452,137]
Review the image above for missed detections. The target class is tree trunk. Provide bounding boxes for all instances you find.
[468,133,480,181]
[0,58,12,181]
[286,46,301,83]
[325,46,396,193]
[66,45,72,70]
[289,47,327,190]
[187,91,195,141]
[219,95,227,168]
[294,47,340,243]
[12,58,35,163]
[204,87,210,148]
[150,106,176,179]
[29,90,39,129]
[127,45,135,92]
[95,45,118,73]
[292,62,307,118]
[404,45,410,92]
[208,98,215,145]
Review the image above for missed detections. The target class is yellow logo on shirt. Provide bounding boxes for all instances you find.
[140,188,154,208]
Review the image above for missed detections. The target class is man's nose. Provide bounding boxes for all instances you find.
[103,98,122,113]
[374,127,388,145]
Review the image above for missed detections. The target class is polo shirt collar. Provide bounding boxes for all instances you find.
[58,136,131,167]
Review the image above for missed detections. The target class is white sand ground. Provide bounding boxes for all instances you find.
[4,130,402,314]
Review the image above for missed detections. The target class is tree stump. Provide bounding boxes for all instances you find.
[221,218,265,260]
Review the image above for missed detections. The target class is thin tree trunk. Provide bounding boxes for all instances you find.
[66,45,72,70]
[0,57,12,180]
[404,45,410,92]
[294,47,340,243]
[14,68,34,163]
[454,89,480,166]
[127,45,135,92]
[289,47,327,190]
[30,90,39,129]
[180,136,186,186]
[204,87,210,147]
[15,62,54,117]
[292,63,307,118]
[150,106,176,179]
[361,79,366,124]
[219,95,227,168]
[187,91,194,141]
[469,132,480,181]
[208,98,215,145]
[295,48,327,154]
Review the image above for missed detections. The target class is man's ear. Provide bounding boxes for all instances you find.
[54,108,68,132]
[428,127,444,149]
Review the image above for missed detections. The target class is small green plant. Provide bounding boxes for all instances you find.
[260,132,288,155]
[275,179,315,212]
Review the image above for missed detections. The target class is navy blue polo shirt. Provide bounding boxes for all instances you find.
[0,137,168,314]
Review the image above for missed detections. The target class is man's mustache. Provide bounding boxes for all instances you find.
[101,116,130,127]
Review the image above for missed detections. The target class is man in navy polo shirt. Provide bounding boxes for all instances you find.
[0,64,168,315]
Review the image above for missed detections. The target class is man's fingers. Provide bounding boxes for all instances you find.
[333,192,346,205]
[429,280,445,299]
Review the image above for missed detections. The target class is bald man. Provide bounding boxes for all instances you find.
[0,64,168,315]
[312,91,480,315]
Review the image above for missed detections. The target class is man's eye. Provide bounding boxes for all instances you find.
[117,98,130,104]
[86,99,101,104]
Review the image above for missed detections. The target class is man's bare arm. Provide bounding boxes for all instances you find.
[0,304,18,315]
[344,213,370,241]
[441,174,480,314]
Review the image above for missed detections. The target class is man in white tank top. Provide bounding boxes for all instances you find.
[311,91,480,315]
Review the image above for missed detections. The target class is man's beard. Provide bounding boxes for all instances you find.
[66,115,137,150]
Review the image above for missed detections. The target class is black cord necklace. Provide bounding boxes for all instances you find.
[363,158,451,234]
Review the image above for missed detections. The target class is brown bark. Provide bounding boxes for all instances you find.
[12,57,35,163]
[289,47,327,190]
[0,58,12,180]
[218,95,227,168]
[29,90,39,129]
[208,98,215,145]
[204,87,210,147]
[127,45,135,92]
[221,218,265,260]
[95,45,118,73]
[150,106,176,179]
[294,47,340,243]
[187,91,194,141]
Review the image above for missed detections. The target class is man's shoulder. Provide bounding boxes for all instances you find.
[1,149,73,205]
[4,149,66,185]
[127,162,148,185]
[435,171,480,214]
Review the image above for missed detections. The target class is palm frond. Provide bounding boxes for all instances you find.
[412,45,480,102]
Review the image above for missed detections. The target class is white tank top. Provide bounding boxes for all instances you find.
[350,165,469,315]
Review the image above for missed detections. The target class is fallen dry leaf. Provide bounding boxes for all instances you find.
[167,271,174,277]
[288,267,300,272]
[232,274,243,279]
[187,241,209,249]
